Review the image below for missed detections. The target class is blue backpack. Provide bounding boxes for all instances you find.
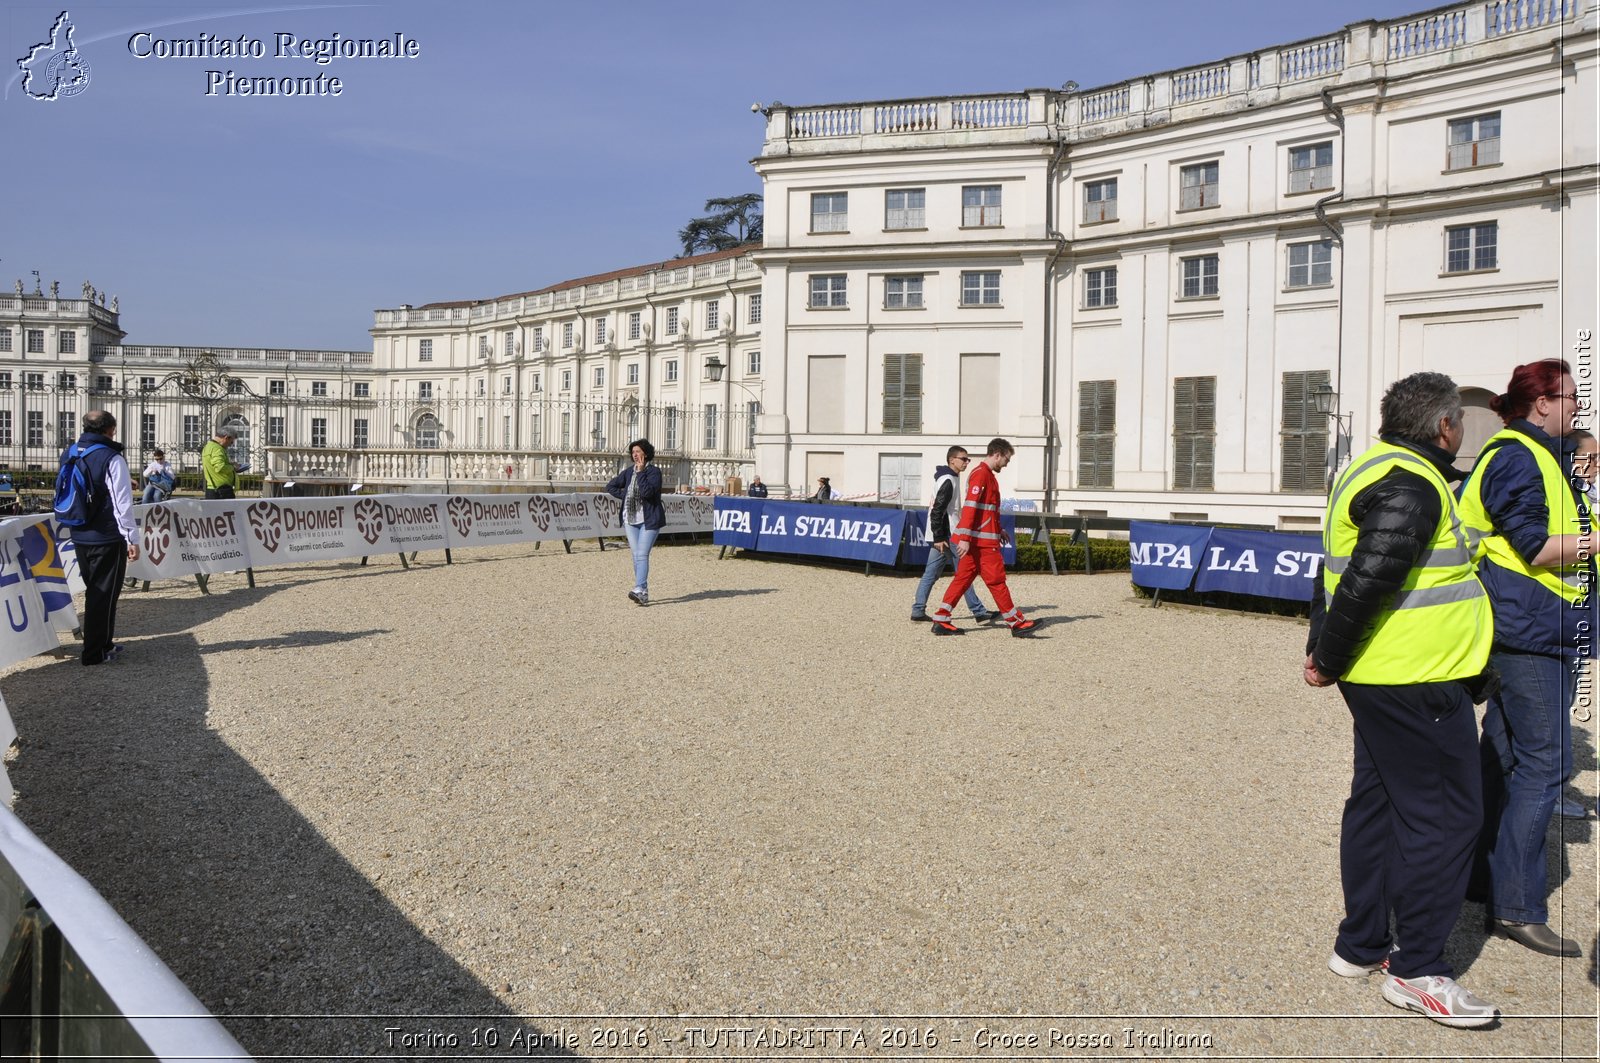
[52,442,107,528]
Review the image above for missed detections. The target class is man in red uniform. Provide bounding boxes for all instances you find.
[930,437,1036,637]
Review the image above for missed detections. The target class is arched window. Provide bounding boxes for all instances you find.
[415,413,441,449]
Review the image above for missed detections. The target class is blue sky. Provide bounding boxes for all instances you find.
[3,0,1433,350]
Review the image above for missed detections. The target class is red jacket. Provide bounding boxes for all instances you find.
[952,459,1004,548]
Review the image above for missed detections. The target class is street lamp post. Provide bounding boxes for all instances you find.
[1311,382,1354,490]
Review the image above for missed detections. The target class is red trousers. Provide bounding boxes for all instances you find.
[932,547,1024,623]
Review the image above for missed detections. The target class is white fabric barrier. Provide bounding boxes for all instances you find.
[127,491,717,582]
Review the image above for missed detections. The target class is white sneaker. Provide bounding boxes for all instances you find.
[1328,951,1387,977]
[1381,974,1498,1028]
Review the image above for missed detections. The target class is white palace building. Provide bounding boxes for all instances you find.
[4,0,1594,525]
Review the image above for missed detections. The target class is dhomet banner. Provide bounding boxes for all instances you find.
[712,499,908,565]
[1130,521,1323,601]
[125,491,716,582]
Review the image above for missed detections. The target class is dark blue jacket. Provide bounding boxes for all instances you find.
[59,431,126,545]
[606,464,665,530]
[1462,418,1593,658]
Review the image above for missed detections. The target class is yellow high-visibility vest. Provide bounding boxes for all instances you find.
[1323,442,1492,684]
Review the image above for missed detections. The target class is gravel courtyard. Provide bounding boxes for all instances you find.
[4,541,1595,1060]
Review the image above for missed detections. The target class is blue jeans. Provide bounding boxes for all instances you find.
[140,485,162,505]
[1480,649,1575,924]
[913,544,986,617]
[624,523,659,594]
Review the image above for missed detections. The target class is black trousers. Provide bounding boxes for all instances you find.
[1334,678,1481,979]
[203,485,235,500]
[76,540,128,665]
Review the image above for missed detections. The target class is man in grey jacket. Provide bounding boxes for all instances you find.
[910,446,992,623]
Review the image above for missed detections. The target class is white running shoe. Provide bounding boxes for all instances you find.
[1381,975,1498,1028]
[1328,951,1387,977]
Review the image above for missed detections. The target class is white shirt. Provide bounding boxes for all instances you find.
[104,455,138,544]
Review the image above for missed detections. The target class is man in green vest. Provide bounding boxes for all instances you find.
[1304,371,1498,1028]
[201,426,240,500]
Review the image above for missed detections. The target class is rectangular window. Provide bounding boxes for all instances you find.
[476,416,486,448]
[811,191,848,233]
[418,338,433,361]
[138,376,155,391]
[595,318,607,345]
[810,274,848,308]
[476,379,485,397]
[26,330,44,353]
[58,331,76,354]
[531,412,542,445]
[1085,267,1118,308]
[1173,375,1217,491]
[58,412,75,446]
[505,329,515,355]
[268,379,286,396]
[268,416,285,446]
[885,275,924,309]
[1077,380,1117,488]
[1288,142,1333,193]
[57,372,76,390]
[0,329,10,352]
[140,413,157,449]
[533,327,544,353]
[626,363,639,386]
[747,400,761,449]
[311,381,328,397]
[562,322,574,348]
[228,379,243,395]
[0,412,11,446]
[882,353,924,434]
[26,373,45,391]
[354,382,370,398]
[418,381,433,400]
[478,334,490,359]
[95,375,112,391]
[885,188,926,230]
[502,375,512,394]
[1281,370,1331,493]
[353,418,369,448]
[1181,254,1220,298]
[665,360,679,383]
[962,184,1002,227]
[26,412,44,447]
[704,403,719,450]
[561,411,572,448]
[628,311,641,340]
[666,307,680,335]
[960,271,1001,306]
[311,418,328,447]
[593,366,605,389]
[532,371,542,393]
[1447,112,1501,170]
[665,407,680,450]
[560,368,573,391]
[748,293,762,324]
[502,414,511,445]
[0,373,10,389]
[1287,239,1334,288]
[1084,178,1118,223]
[183,415,203,448]
[706,300,720,331]
[1179,161,1220,210]
[747,350,761,376]
[1446,222,1498,273]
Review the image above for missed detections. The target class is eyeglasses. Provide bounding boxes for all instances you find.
[1549,392,1580,402]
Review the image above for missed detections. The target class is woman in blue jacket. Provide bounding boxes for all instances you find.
[606,438,665,605]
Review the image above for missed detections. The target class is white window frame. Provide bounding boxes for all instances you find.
[628,311,641,340]
[1084,266,1118,308]
[595,318,607,345]
[885,188,926,230]
[811,191,848,233]
[810,274,848,309]
[666,307,680,335]
[961,185,1002,227]
[747,350,761,376]
[593,366,605,389]
[704,403,719,449]
[562,322,574,348]
[626,362,639,386]
[1286,239,1334,288]
[1445,222,1498,273]
[665,359,679,384]
[706,300,720,331]
[748,293,762,324]
[959,271,1001,307]
[1447,113,1501,171]
[884,275,924,309]
[417,381,433,401]
[1083,178,1118,223]
[25,330,44,354]
[418,338,433,361]
[268,379,286,396]
[353,418,369,448]
[1179,161,1220,211]
[58,331,76,354]
[311,418,328,448]
[1180,254,1220,298]
[560,368,573,391]
[354,382,370,398]
[1287,142,1334,194]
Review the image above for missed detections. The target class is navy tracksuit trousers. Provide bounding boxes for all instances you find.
[1334,679,1481,979]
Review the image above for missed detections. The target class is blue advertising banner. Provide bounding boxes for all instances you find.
[1129,520,1213,591]
[747,501,909,564]
[712,497,764,550]
[900,510,1018,566]
[1192,527,1323,601]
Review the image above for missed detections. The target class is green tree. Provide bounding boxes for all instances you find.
[678,193,763,256]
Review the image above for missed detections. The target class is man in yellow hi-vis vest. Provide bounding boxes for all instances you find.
[1304,372,1498,1029]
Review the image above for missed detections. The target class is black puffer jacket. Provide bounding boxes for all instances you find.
[1307,436,1462,680]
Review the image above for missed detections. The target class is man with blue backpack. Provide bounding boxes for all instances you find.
[55,410,140,666]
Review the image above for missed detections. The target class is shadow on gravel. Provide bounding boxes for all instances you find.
[199,629,391,654]
[3,627,579,1061]
[656,587,779,605]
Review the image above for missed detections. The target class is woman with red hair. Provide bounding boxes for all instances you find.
[1457,358,1592,958]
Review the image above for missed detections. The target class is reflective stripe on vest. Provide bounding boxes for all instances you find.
[1322,442,1492,684]
[1457,428,1589,607]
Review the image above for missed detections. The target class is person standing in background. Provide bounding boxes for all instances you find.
[60,410,141,666]
[201,427,241,500]
[607,438,665,606]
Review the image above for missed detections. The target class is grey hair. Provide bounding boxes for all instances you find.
[82,409,116,433]
[1378,372,1463,442]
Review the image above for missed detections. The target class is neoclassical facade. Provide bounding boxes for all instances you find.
[753,0,1597,523]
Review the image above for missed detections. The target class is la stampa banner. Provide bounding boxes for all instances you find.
[1130,520,1323,601]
